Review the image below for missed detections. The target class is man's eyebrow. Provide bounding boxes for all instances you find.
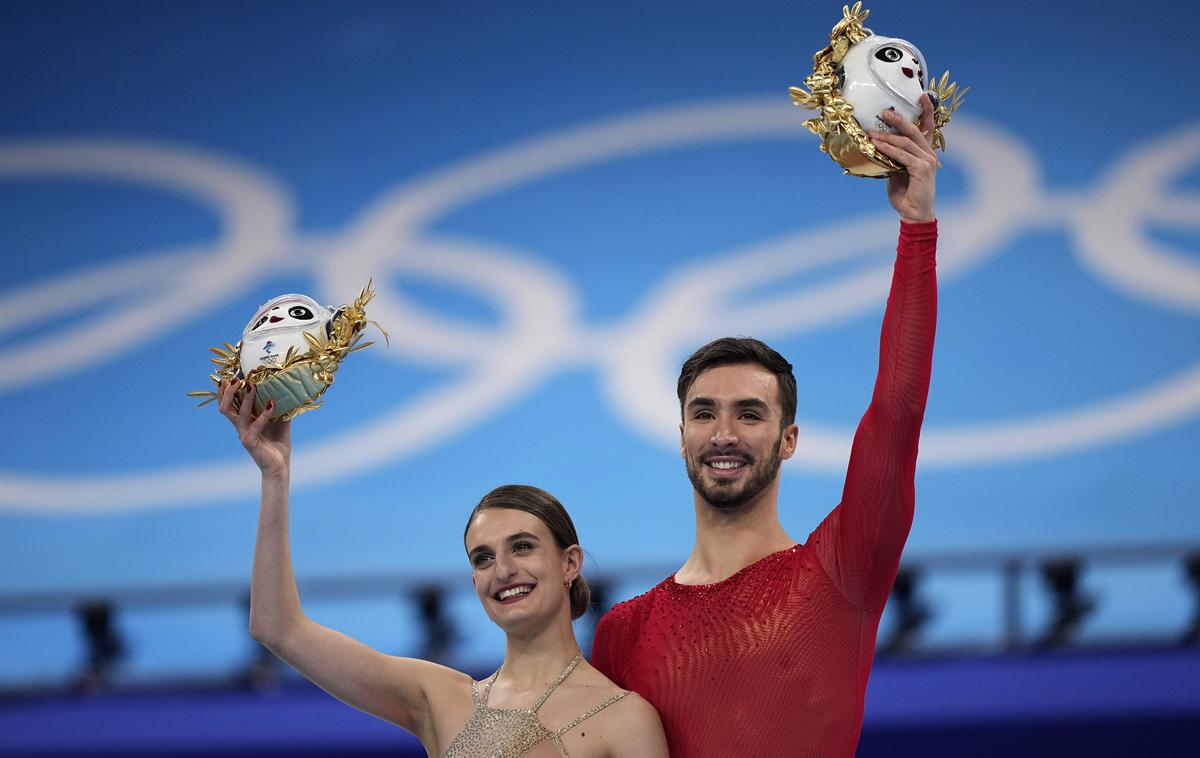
[735,398,771,411]
[686,397,717,411]
[686,397,771,412]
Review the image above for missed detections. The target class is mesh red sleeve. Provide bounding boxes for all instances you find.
[809,220,938,613]
[590,606,624,686]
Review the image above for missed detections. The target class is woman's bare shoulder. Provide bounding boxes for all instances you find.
[604,691,668,756]
[606,690,663,730]
[553,664,667,757]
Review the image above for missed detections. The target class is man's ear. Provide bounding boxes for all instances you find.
[679,422,686,459]
[779,423,799,461]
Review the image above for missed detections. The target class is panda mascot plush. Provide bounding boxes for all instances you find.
[788,2,968,177]
[190,282,382,421]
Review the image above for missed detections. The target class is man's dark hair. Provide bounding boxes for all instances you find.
[677,337,797,427]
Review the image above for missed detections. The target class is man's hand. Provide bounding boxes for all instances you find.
[218,378,292,477]
[870,94,939,223]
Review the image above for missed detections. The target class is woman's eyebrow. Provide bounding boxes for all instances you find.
[505,532,540,544]
[467,532,540,558]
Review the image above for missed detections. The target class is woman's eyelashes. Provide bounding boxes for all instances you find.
[471,540,537,568]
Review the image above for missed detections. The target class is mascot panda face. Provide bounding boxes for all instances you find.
[239,294,333,377]
[869,42,926,106]
[840,35,929,134]
[248,299,322,334]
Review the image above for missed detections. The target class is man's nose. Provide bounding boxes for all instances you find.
[711,419,738,447]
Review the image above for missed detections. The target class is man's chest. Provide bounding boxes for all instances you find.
[620,566,861,689]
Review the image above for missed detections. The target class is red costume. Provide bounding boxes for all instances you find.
[592,221,938,757]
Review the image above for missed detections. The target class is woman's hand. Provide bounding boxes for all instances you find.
[218,378,291,477]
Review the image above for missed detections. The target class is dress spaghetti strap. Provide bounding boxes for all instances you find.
[443,654,631,757]
[554,689,630,737]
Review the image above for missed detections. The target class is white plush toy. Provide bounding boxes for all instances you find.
[788,2,967,177]
[190,283,382,420]
[239,294,333,377]
[839,37,929,134]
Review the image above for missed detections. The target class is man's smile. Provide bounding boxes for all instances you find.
[702,455,751,478]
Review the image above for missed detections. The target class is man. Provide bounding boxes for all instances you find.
[591,97,941,756]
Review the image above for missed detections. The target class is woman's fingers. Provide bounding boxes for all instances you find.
[217,378,261,432]
[239,383,256,423]
[248,400,274,438]
[217,378,237,418]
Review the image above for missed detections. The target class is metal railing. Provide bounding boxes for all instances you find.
[2,542,1198,694]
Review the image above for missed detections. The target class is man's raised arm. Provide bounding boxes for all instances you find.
[810,97,940,613]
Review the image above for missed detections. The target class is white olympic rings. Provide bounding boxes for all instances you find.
[0,97,1196,512]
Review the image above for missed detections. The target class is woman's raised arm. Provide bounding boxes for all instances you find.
[218,379,471,747]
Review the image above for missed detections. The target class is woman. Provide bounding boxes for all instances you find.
[220,379,668,757]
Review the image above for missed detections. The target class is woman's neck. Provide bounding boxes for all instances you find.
[498,615,581,692]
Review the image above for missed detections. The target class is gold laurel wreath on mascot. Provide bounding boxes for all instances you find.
[189,282,385,421]
[789,2,968,177]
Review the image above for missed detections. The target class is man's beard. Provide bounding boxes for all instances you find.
[686,444,783,511]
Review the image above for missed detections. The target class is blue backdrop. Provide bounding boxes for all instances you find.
[1,0,1198,684]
